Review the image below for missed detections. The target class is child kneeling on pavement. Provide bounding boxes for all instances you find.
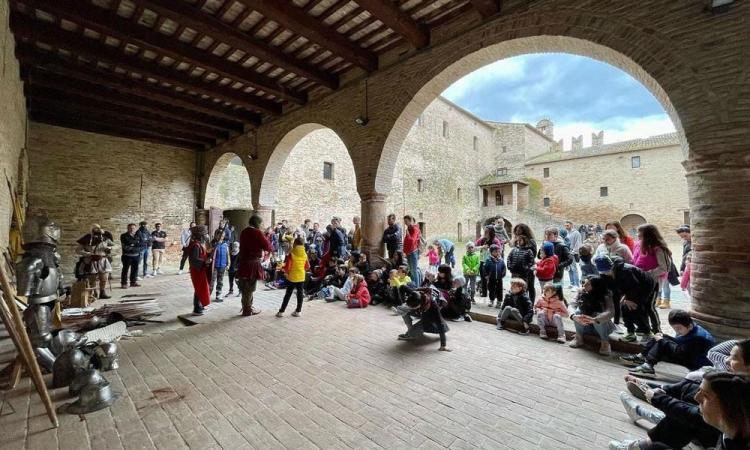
[496,278,533,334]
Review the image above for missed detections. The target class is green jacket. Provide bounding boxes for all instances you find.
[462,252,480,276]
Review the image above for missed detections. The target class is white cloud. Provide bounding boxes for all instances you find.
[442,58,526,102]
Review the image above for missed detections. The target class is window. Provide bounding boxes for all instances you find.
[323,162,334,180]
[482,189,489,207]
[495,191,503,206]
[600,186,609,197]
[631,156,641,168]
[502,145,507,153]
[456,187,461,200]
[495,167,507,176]
[419,212,423,220]
[543,197,550,207]
[417,178,423,192]
[442,120,449,138]
[683,210,690,225]
[473,136,478,150]
[543,167,550,178]
[457,222,462,241]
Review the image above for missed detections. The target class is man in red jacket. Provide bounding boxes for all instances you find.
[237,215,273,316]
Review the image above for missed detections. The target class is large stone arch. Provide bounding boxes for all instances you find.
[202,151,253,210]
[376,35,690,194]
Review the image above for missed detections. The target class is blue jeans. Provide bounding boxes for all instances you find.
[567,261,580,287]
[659,278,671,300]
[444,248,455,268]
[574,320,615,342]
[407,250,421,287]
[139,247,150,277]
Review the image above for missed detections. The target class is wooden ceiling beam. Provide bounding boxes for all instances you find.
[28,101,215,146]
[28,110,206,151]
[235,0,377,72]
[10,13,283,115]
[19,0,306,104]
[27,89,222,141]
[15,45,254,128]
[24,75,230,137]
[469,0,501,17]
[354,0,429,48]
[131,0,339,89]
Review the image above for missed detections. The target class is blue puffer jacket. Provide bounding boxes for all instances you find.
[214,242,229,269]
[673,324,716,370]
[483,256,506,282]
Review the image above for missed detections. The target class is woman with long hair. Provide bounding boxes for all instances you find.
[634,224,672,332]
[696,372,750,449]
[606,221,635,252]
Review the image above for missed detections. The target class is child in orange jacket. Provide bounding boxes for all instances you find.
[346,274,371,308]
[535,283,568,343]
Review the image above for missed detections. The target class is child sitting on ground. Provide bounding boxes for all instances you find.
[578,245,597,278]
[535,283,568,343]
[326,267,359,302]
[497,278,533,335]
[356,252,370,277]
[444,275,472,322]
[484,244,506,308]
[421,269,436,287]
[367,270,387,305]
[427,245,440,272]
[620,309,715,375]
[346,274,370,308]
[462,242,480,303]
[535,241,558,292]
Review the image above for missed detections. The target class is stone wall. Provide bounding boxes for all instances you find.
[525,143,688,241]
[274,129,361,230]
[26,123,197,275]
[204,156,253,210]
[0,2,27,248]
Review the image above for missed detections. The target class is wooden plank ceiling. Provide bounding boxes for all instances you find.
[10,0,499,151]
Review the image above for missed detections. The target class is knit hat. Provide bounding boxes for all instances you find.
[542,241,554,257]
[594,255,614,273]
[230,241,240,255]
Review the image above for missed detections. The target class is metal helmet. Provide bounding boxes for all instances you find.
[22,215,61,246]
[58,381,119,415]
[52,348,90,388]
[51,330,87,357]
[69,368,108,397]
[93,342,119,371]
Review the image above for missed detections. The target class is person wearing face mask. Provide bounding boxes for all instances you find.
[76,224,115,299]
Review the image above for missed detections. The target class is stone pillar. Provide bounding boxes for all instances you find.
[511,183,518,212]
[360,193,388,257]
[685,152,750,339]
[252,206,274,229]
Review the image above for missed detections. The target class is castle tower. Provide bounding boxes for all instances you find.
[572,135,583,150]
[592,131,604,146]
[535,118,554,139]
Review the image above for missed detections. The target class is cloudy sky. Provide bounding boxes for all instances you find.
[441,53,675,150]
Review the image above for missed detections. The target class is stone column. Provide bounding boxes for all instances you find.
[511,183,518,212]
[684,149,750,339]
[252,206,274,229]
[360,193,388,257]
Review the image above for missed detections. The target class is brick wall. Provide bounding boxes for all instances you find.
[26,123,197,275]
[0,2,27,248]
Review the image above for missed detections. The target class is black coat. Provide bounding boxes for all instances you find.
[382,223,403,252]
[507,245,535,275]
[611,260,656,303]
[499,292,533,323]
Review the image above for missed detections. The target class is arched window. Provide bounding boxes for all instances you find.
[495,191,503,206]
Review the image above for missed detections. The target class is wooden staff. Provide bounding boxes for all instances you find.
[0,262,58,427]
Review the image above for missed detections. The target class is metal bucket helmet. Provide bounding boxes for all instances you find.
[51,329,87,357]
[92,342,119,371]
[52,348,90,388]
[58,381,120,415]
[69,368,108,397]
[22,214,61,245]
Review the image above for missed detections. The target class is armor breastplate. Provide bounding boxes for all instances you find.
[17,257,62,304]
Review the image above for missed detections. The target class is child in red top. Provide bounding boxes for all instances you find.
[426,245,440,272]
[535,241,559,290]
[347,274,371,308]
[535,284,568,343]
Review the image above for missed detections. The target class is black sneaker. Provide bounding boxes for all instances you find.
[464,315,472,322]
[517,329,530,336]
[619,354,646,366]
[214,297,224,303]
[398,333,415,341]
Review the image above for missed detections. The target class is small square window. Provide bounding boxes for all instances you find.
[473,136,478,150]
[457,187,461,200]
[495,167,507,176]
[631,156,641,168]
[502,146,507,153]
[417,178,423,192]
[543,197,550,207]
[543,167,550,178]
[323,162,334,180]
[600,186,608,197]
[442,121,449,138]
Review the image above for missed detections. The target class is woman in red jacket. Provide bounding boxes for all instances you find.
[403,215,422,287]
[346,274,370,308]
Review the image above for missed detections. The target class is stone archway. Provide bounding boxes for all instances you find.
[620,213,647,236]
[203,152,252,210]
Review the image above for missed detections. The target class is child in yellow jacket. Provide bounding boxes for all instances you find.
[277,237,309,317]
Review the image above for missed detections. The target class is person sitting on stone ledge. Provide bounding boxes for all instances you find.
[568,276,615,355]
[611,340,750,450]
[620,309,715,375]
[496,278,533,335]
[534,283,568,344]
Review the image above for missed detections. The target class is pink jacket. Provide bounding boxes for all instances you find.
[535,295,568,322]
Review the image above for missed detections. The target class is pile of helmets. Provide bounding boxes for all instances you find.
[48,330,121,414]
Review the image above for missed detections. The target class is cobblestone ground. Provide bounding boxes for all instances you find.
[1,271,664,450]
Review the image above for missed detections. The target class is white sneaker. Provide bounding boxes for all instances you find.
[157,269,164,275]
[557,335,567,344]
[177,270,183,275]
[291,311,300,317]
[150,272,157,277]
[136,276,142,281]
[608,440,642,450]
[539,332,548,339]
[275,312,283,317]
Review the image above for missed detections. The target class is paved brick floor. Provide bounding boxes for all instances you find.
[1,272,663,450]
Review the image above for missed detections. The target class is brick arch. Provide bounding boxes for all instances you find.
[258,122,353,207]
[202,151,253,210]
[376,30,697,195]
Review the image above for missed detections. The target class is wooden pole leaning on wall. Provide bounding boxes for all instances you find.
[0,262,58,427]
